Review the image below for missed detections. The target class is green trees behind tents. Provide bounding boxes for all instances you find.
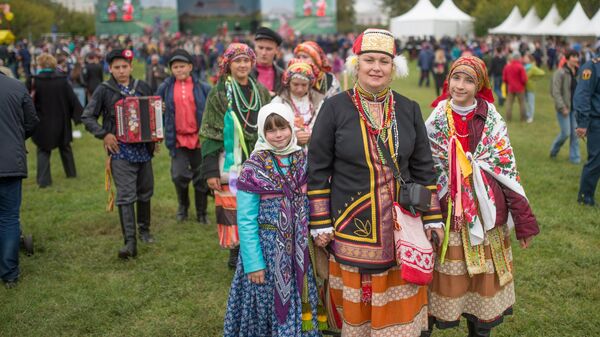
[8,0,94,39]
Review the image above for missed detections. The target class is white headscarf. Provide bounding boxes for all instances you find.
[253,102,302,156]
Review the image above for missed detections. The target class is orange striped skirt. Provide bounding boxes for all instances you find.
[328,257,428,337]
[428,225,515,328]
[215,185,238,248]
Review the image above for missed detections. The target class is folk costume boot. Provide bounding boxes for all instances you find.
[467,320,492,337]
[118,204,137,259]
[195,189,209,224]
[137,200,155,243]
[175,185,189,222]
[228,246,240,269]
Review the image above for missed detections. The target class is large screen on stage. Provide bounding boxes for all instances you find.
[262,0,336,36]
[95,0,179,35]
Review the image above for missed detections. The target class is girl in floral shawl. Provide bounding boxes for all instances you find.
[200,43,271,268]
[424,56,540,337]
[223,102,324,337]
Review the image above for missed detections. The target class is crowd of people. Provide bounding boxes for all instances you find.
[1,25,600,337]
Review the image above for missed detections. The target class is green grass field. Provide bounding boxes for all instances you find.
[1,60,599,337]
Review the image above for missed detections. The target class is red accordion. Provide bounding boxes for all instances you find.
[115,96,164,143]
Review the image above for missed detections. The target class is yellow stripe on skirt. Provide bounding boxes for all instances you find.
[328,257,428,337]
[429,224,515,325]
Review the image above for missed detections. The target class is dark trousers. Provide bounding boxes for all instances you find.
[419,69,431,87]
[493,75,505,106]
[171,147,209,216]
[579,118,600,204]
[171,147,207,193]
[110,159,154,205]
[0,178,22,282]
[36,143,76,187]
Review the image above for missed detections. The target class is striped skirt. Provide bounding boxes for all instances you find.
[328,257,428,337]
[215,185,239,248]
[428,225,515,330]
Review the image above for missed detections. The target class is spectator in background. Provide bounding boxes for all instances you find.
[432,48,448,96]
[145,53,168,94]
[30,53,83,188]
[82,52,104,102]
[417,42,434,87]
[0,70,39,289]
[489,47,507,106]
[503,52,527,122]
[251,27,284,96]
[0,59,14,77]
[523,53,545,123]
[550,50,580,164]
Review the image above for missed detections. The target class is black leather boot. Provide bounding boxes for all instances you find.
[467,320,491,337]
[228,246,239,269]
[118,204,137,259]
[175,185,189,222]
[195,189,209,224]
[137,200,155,243]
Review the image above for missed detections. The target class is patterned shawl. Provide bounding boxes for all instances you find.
[426,99,527,247]
[236,150,309,324]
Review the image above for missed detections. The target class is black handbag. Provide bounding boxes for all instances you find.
[377,137,432,213]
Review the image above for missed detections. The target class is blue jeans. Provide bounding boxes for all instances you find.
[493,75,504,105]
[0,178,22,282]
[525,91,535,120]
[579,118,600,204]
[550,109,580,163]
[73,87,86,107]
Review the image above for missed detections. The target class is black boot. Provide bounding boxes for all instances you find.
[118,204,137,259]
[137,200,155,243]
[228,246,239,269]
[195,189,209,224]
[467,320,491,337]
[175,185,189,222]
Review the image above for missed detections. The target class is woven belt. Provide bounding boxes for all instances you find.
[259,224,277,231]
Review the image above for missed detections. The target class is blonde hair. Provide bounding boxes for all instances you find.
[36,53,57,70]
[434,49,446,64]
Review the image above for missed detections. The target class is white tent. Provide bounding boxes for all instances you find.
[556,2,595,36]
[530,4,563,36]
[489,6,523,34]
[389,0,458,38]
[508,7,541,35]
[436,0,474,36]
[591,8,600,37]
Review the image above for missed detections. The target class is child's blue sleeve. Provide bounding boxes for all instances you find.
[237,190,265,273]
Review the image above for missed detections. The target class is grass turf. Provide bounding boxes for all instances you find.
[1,60,599,337]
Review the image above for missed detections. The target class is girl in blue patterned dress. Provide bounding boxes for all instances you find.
[223,102,323,337]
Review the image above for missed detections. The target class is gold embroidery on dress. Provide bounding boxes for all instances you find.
[353,218,372,237]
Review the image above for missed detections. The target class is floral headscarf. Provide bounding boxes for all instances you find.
[282,58,318,87]
[218,43,256,79]
[293,41,332,73]
[431,55,494,107]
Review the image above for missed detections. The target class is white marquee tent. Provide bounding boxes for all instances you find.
[589,7,600,37]
[436,0,474,36]
[488,6,523,34]
[556,2,595,36]
[529,4,563,36]
[507,7,541,35]
[389,0,474,38]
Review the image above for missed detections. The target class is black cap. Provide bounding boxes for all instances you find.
[168,49,193,67]
[106,48,134,64]
[255,27,282,46]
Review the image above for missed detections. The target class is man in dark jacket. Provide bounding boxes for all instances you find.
[417,43,434,87]
[251,27,284,96]
[81,49,156,260]
[489,47,507,106]
[0,72,39,288]
[157,49,211,224]
[145,53,168,93]
[82,52,104,103]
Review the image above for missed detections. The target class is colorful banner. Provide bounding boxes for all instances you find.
[96,0,178,35]
[262,0,336,36]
